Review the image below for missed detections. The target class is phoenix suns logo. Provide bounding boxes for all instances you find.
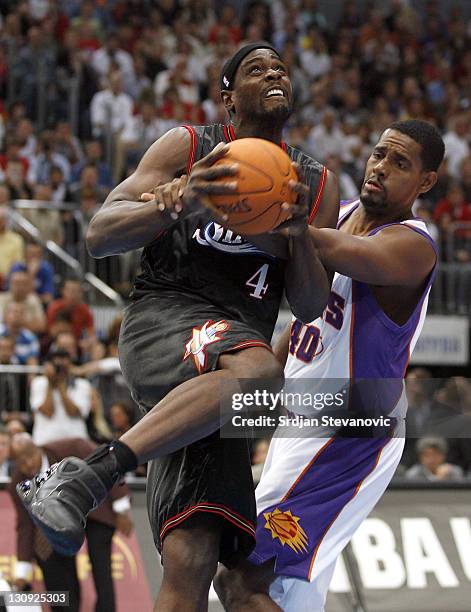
[183,320,230,373]
[263,508,308,554]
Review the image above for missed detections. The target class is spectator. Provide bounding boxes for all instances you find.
[325,154,358,200]
[29,130,71,185]
[70,139,113,190]
[307,109,344,163]
[49,166,71,203]
[21,184,64,246]
[116,101,168,179]
[5,419,26,437]
[0,302,39,365]
[0,335,22,418]
[461,155,471,203]
[406,437,464,481]
[30,349,92,445]
[1,148,32,200]
[16,118,37,163]
[0,270,46,334]
[110,401,137,438]
[300,28,331,80]
[433,183,471,250]
[47,279,94,343]
[69,163,108,212]
[90,71,134,139]
[9,242,55,306]
[9,433,133,612]
[0,427,11,479]
[91,32,135,92]
[0,205,24,285]
[443,114,470,179]
[54,330,80,364]
[54,121,84,167]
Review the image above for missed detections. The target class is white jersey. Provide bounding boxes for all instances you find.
[248,199,438,611]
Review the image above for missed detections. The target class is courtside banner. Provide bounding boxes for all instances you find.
[325,486,471,612]
[0,490,153,612]
[408,315,469,365]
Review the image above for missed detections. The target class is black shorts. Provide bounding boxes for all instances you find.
[118,293,272,565]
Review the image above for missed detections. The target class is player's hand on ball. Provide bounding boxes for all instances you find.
[273,162,309,237]
[181,142,239,221]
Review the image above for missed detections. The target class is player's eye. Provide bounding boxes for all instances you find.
[372,151,382,159]
[274,64,286,73]
[250,65,262,74]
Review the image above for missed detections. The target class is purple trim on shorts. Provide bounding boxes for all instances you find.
[248,436,388,580]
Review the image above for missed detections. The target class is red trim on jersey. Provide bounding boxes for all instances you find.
[224,340,273,354]
[160,502,256,543]
[281,141,287,152]
[229,124,237,141]
[223,124,231,143]
[182,125,197,174]
[308,165,327,224]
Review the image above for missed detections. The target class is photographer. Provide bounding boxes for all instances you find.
[30,349,92,445]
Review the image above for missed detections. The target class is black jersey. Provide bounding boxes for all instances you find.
[132,124,326,342]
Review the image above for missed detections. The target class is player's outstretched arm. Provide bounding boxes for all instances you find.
[284,169,339,323]
[308,224,436,287]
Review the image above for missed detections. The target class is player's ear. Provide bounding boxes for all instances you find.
[418,170,437,195]
[221,91,235,116]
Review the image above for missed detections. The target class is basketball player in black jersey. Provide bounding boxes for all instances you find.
[17,43,339,610]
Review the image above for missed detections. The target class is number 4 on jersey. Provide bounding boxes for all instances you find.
[246,264,269,299]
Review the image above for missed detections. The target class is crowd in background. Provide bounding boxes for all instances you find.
[0,0,471,482]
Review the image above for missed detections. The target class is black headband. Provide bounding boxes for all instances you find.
[220,42,280,92]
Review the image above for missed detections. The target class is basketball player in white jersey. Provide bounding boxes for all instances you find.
[215,119,445,611]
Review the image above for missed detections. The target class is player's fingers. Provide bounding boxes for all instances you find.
[194,164,239,180]
[139,192,155,202]
[191,180,238,195]
[282,201,307,217]
[160,184,176,212]
[289,179,309,197]
[199,195,229,221]
[292,162,305,182]
[198,142,230,166]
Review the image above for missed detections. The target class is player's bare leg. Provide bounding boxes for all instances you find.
[214,558,281,611]
[17,346,283,554]
[155,514,222,612]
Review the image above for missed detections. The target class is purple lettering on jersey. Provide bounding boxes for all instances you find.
[289,319,303,355]
[296,325,321,363]
[324,291,345,330]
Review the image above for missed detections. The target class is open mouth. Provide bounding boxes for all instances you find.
[265,88,285,99]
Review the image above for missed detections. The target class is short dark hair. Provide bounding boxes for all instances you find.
[387,120,445,172]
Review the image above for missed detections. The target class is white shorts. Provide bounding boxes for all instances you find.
[248,433,404,611]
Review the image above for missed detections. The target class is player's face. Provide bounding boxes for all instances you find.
[360,129,434,217]
[231,50,293,123]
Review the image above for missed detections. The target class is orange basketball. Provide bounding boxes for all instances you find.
[210,138,298,235]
